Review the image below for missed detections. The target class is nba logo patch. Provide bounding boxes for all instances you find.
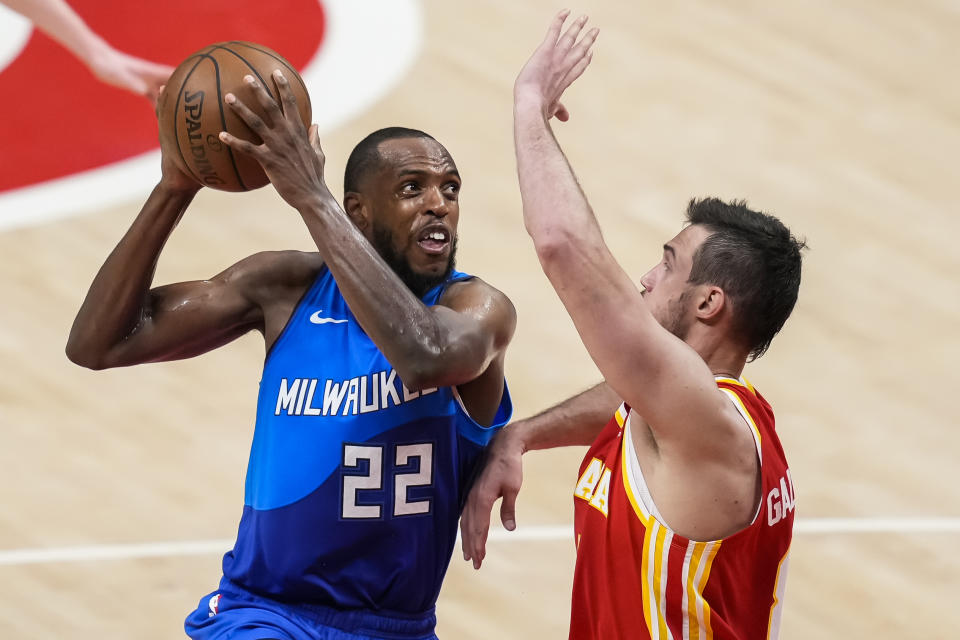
[208,594,221,618]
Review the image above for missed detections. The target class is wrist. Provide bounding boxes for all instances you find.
[501,421,531,455]
[76,31,112,68]
[156,178,201,199]
[296,189,340,220]
[513,87,549,118]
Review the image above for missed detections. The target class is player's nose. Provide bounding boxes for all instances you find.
[423,186,450,218]
[640,268,656,292]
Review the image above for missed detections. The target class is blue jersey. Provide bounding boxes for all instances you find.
[221,266,512,615]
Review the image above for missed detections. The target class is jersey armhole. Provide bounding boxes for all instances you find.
[719,387,764,526]
[264,264,329,363]
[450,382,513,446]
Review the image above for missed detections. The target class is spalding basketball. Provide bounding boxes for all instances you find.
[158,41,312,192]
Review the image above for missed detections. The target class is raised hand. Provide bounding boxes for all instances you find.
[219,70,332,211]
[515,10,599,122]
[460,427,526,570]
[88,45,173,105]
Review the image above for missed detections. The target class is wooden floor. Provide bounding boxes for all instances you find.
[1,0,959,637]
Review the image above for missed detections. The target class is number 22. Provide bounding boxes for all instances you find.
[341,443,434,519]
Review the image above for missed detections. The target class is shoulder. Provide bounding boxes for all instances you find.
[218,250,325,302]
[440,276,516,318]
[439,276,516,342]
[227,249,324,280]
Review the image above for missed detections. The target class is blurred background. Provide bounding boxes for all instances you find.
[1,0,958,637]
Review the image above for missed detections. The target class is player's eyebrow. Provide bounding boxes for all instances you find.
[395,168,461,180]
[663,244,676,262]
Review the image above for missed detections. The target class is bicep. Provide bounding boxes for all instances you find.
[103,270,263,367]
[595,308,727,448]
[541,241,727,453]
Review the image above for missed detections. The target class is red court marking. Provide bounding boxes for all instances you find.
[0,0,325,193]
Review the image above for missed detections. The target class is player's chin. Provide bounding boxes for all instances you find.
[413,260,450,281]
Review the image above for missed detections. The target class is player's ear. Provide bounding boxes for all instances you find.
[696,285,726,322]
[344,192,370,231]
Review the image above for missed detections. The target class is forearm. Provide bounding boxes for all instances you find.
[514,93,603,252]
[7,0,108,63]
[66,182,196,367]
[514,91,658,402]
[297,197,449,386]
[510,381,621,452]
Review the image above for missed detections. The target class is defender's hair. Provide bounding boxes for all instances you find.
[685,197,806,361]
[343,127,438,195]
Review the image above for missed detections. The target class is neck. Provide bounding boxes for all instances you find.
[684,327,748,380]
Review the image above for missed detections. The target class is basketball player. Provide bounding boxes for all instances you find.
[460,12,804,639]
[67,77,515,638]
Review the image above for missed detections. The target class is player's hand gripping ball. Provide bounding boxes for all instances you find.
[157,41,312,192]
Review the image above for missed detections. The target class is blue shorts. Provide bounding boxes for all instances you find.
[184,579,438,640]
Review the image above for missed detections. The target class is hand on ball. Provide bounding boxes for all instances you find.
[219,71,332,211]
[156,42,312,192]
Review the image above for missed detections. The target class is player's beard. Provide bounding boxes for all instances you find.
[659,288,696,342]
[372,224,457,298]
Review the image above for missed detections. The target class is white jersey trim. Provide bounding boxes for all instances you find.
[622,377,765,532]
[623,412,665,523]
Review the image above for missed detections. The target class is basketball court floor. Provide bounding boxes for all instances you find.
[0,1,958,637]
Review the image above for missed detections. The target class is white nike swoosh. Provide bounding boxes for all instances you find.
[309,311,348,325]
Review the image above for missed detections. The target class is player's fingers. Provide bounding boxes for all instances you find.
[560,50,595,94]
[146,62,174,79]
[500,488,518,532]
[460,514,470,561]
[270,69,302,126]
[468,514,489,570]
[464,492,494,569]
[554,103,570,122]
[460,505,478,562]
[540,9,571,48]
[566,27,599,67]
[557,15,589,55]
[121,72,149,97]
[307,124,328,169]
[472,527,488,570]
[218,130,260,158]
[225,92,269,136]
[243,75,282,123]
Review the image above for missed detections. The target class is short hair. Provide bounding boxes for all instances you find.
[343,127,438,195]
[685,197,806,361]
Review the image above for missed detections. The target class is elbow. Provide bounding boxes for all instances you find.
[532,230,575,270]
[65,340,107,370]
[394,353,448,392]
[393,338,472,391]
[392,317,498,391]
[532,224,607,282]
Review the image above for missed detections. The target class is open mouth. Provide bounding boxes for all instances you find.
[417,225,451,255]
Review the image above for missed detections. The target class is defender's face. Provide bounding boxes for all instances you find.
[366,137,461,279]
[639,224,712,339]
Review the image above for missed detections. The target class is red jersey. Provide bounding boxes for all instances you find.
[570,377,794,640]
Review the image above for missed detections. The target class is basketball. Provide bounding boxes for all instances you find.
[157,41,312,192]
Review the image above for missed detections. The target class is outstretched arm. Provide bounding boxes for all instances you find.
[3,0,172,103]
[460,381,620,569]
[218,73,515,392]
[513,13,737,456]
